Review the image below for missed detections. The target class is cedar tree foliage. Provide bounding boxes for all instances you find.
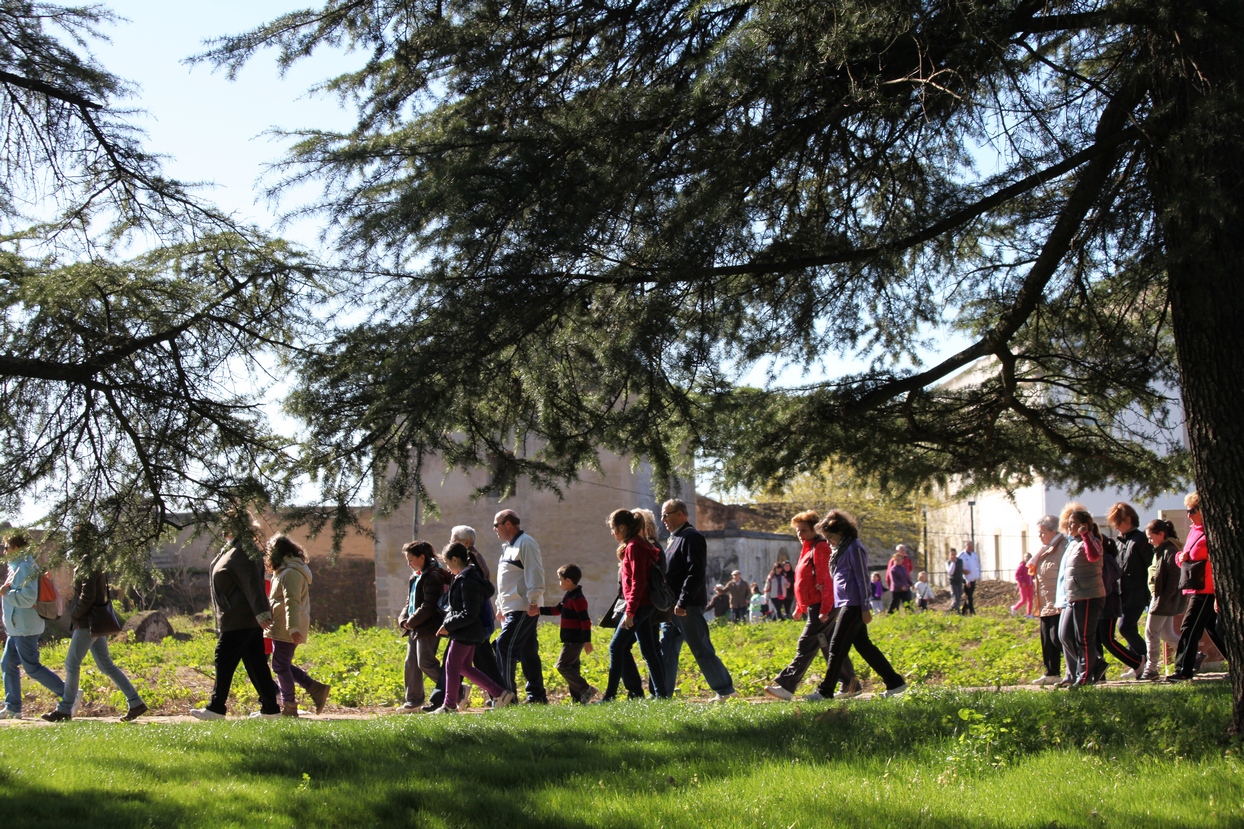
[206,1,1244,730]
[0,2,315,571]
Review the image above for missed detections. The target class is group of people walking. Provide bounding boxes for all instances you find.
[0,509,331,721]
[1027,494,1222,687]
[0,492,1226,719]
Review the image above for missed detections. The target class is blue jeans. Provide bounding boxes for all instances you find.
[605,605,669,699]
[58,627,143,714]
[659,605,735,696]
[2,634,64,713]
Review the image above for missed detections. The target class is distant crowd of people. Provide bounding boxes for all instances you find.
[0,492,1224,719]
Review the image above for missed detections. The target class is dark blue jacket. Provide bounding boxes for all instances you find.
[664,523,708,608]
[442,565,495,645]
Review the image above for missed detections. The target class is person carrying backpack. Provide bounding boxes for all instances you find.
[1,532,66,719]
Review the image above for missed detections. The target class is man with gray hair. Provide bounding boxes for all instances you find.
[1029,514,1067,685]
[493,509,547,703]
[658,499,738,701]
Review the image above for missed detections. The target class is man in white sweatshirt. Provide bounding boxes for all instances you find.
[493,509,547,703]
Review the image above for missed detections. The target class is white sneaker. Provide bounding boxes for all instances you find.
[70,689,84,717]
[880,683,908,698]
[1119,668,1137,680]
[0,707,22,719]
[189,708,225,720]
[248,711,281,720]
[764,685,794,701]
[1032,674,1058,686]
[492,691,516,710]
[802,691,828,702]
[709,691,739,703]
[429,706,458,714]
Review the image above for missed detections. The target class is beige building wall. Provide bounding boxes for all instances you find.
[374,453,695,627]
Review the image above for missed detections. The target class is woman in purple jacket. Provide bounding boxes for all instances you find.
[806,510,907,700]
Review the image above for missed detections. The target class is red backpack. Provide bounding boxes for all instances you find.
[35,573,63,621]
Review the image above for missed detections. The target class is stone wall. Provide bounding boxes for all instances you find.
[373,453,694,627]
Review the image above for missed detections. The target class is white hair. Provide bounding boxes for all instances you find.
[450,525,477,546]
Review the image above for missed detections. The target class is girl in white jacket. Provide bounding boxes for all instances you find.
[266,535,331,717]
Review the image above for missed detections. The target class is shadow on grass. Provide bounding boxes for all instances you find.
[0,682,1233,828]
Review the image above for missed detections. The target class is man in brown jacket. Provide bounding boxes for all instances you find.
[191,525,281,720]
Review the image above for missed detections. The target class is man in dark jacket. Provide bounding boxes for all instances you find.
[1109,502,1153,663]
[191,519,281,720]
[657,499,737,701]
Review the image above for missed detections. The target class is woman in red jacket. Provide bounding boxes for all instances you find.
[600,509,670,701]
[1170,491,1225,681]
[764,511,861,700]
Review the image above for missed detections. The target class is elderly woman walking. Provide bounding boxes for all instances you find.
[806,510,906,700]
[764,511,860,700]
[1029,515,1067,685]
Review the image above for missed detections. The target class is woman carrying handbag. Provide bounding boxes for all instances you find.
[42,523,147,722]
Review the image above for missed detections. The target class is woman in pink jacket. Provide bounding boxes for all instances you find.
[1011,552,1035,617]
[1169,492,1225,681]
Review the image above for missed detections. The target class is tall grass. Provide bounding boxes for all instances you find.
[26,608,1065,714]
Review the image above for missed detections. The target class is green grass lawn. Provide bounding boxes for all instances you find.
[0,683,1239,828]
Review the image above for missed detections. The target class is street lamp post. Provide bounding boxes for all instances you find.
[922,506,929,574]
[967,500,976,551]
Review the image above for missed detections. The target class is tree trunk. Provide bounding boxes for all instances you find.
[1149,0,1244,736]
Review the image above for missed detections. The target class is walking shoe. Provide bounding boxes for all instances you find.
[420,703,439,713]
[248,711,281,719]
[120,702,148,722]
[281,702,300,717]
[1166,674,1191,683]
[1054,677,1073,688]
[1119,668,1137,680]
[0,708,21,719]
[802,691,830,702]
[1138,670,1160,682]
[308,681,331,715]
[189,708,225,720]
[880,683,908,698]
[709,691,740,703]
[764,684,794,701]
[396,702,421,713]
[70,689,84,717]
[40,710,71,722]
[429,706,458,714]
[578,686,599,704]
[492,691,517,710]
[840,678,865,698]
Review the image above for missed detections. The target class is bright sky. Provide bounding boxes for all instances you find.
[98,2,353,242]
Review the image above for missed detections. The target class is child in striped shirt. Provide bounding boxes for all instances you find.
[540,565,596,703]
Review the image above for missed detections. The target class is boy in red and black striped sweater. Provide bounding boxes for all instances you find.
[539,565,596,703]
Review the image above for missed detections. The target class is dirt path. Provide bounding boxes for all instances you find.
[0,672,1228,726]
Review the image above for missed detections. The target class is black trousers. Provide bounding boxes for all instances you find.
[1096,616,1142,671]
[207,626,280,715]
[887,590,912,614]
[772,603,855,693]
[1174,593,1226,677]
[816,605,904,697]
[1118,604,1148,659]
[1039,615,1062,677]
[961,581,977,615]
[496,612,546,702]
